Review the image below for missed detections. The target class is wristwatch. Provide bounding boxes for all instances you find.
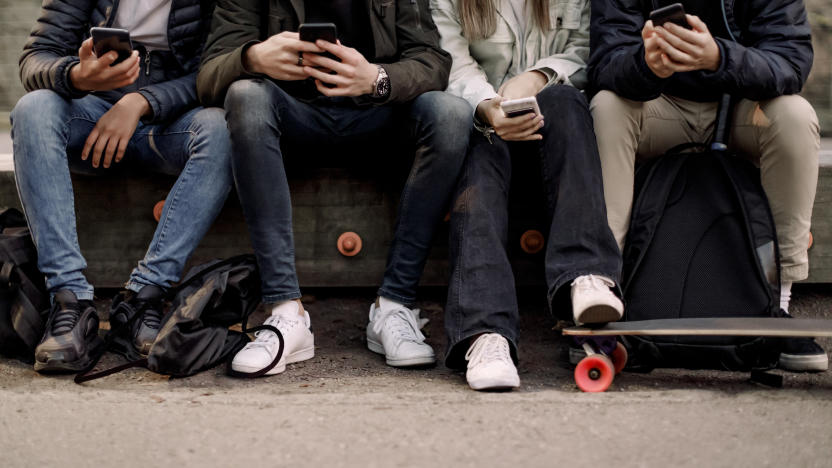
[372,65,390,99]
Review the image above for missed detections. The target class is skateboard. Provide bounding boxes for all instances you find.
[562,317,832,392]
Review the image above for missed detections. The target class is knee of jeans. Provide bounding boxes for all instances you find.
[190,107,234,167]
[537,84,586,113]
[10,89,67,133]
[412,91,473,149]
[224,79,280,129]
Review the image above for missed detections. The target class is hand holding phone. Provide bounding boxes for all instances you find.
[69,37,140,92]
[91,27,134,65]
[644,5,721,77]
[500,97,542,118]
[475,96,544,142]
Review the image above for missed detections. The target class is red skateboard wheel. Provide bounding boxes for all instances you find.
[611,342,628,375]
[153,200,165,222]
[575,354,614,393]
[520,230,544,254]
[337,232,362,257]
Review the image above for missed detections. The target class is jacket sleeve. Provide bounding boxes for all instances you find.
[429,0,497,111]
[527,0,590,90]
[586,0,668,100]
[196,0,263,106]
[19,0,98,99]
[137,72,198,124]
[703,0,813,101]
[380,0,452,104]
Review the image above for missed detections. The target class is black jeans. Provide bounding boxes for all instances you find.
[224,79,471,304]
[445,85,621,369]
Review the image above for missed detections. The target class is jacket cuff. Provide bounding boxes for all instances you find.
[59,58,88,99]
[698,39,730,82]
[136,89,161,123]
[239,40,263,76]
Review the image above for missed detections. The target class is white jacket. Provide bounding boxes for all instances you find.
[430,0,590,111]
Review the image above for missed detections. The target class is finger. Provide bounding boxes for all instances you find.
[315,40,349,60]
[98,50,119,66]
[108,52,139,76]
[655,36,695,64]
[496,114,542,136]
[293,40,326,54]
[79,38,94,59]
[315,80,349,97]
[656,26,699,55]
[685,14,708,33]
[304,66,348,86]
[303,53,349,75]
[102,136,120,168]
[659,53,693,72]
[642,20,656,40]
[277,31,300,40]
[664,23,706,46]
[503,132,544,142]
[114,138,128,164]
[81,129,99,161]
[91,134,110,168]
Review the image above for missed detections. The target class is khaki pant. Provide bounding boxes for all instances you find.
[590,91,820,282]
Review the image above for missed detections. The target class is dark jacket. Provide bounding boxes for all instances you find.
[197,0,451,106]
[587,0,813,102]
[19,0,213,123]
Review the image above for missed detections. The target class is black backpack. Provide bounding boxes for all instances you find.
[621,97,783,372]
[0,208,49,363]
[76,254,284,382]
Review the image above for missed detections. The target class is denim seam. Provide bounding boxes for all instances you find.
[451,166,470,346]
[548,269,623,306]
[262,291,303,304]
[376,288,415,306]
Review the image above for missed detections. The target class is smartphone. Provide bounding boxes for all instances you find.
[90,27,133,65]
[500,97,542,118]
[299,23,338,44]
[648,3,691,29]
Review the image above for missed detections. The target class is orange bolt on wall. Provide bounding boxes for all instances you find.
[153,200,166,222]
[520,230,544,254]
[337,231,362,257]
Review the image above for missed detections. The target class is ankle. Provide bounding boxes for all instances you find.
[780,281,793,313]
[270,299,303,317]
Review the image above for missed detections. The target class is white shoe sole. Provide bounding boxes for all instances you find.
[574,304,623,325]
[467,375,520,391]
[366,338,436,367]
[231,345,315,376]
[779,352,829,372]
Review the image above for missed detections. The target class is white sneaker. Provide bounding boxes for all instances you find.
[465,334,520,391]
[366,298,435,367]
[231,303,315,376]
[571,275,624,325]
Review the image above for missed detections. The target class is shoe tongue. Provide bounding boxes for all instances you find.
[136,285,164,301]
[54,290,79,308]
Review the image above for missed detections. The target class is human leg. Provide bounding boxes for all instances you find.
[368,92,472,367]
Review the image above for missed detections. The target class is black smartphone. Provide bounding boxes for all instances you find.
[90,27,133,65]
[648,3,691,29]
[299,23,338,44]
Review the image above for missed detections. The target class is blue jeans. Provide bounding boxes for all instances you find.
[223,79,471,304]
[444,85,622,368]
[10,90,233,300]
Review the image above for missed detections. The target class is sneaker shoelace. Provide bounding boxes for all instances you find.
[50,302,82,335]
[465,334,511,369]
[246,314,300,351]
[571,274,615,294]
[372,307,426,343]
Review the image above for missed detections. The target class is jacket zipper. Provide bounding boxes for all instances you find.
[145,52,151,76]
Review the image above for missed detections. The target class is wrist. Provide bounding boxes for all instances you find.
[119,93,152,117]
[475,100,494,126]
[69,64,89,91]
[244,44,263,74]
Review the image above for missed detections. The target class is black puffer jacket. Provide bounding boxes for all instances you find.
[587,0,813,102]
[19,0,213,123]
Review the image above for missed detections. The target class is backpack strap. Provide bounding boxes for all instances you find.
[225,323,285,378]
[74,303,149,384]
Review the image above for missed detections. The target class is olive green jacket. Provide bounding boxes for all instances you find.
[197,0,451,106]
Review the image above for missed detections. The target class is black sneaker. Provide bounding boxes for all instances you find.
[109,285,165,359]
[779,337,828,372]
[34,290,103,373]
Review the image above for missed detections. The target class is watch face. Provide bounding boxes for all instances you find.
[376,75,390,97]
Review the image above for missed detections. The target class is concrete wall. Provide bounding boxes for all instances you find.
[2,0,832,133]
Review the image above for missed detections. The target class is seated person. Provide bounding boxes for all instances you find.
[588,0,826,371]
[197,0,471,375]
[11,0,232,371]
[431,0,624,391]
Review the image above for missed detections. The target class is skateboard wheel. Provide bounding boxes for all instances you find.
[520,230,544,254]
[153,200,165,222]
[337,232,362,257]
[575,354,614,393]
[611,342,628,375]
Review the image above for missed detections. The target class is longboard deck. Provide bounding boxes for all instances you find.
[562,317,832,338]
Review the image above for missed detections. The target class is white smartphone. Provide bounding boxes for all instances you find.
[500,97,542,118]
